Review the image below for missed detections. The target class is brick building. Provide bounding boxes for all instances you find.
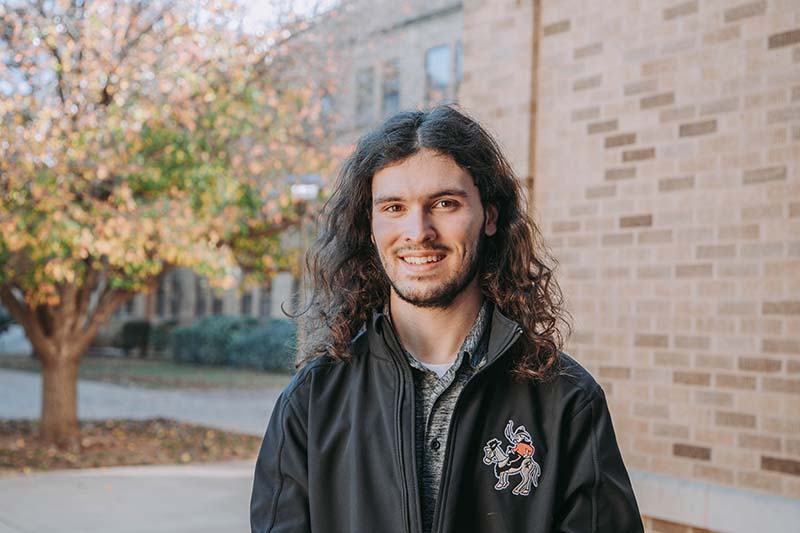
[105,1,799,529]
[460,0,799,531]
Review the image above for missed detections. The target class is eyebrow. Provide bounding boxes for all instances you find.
[373,188,470,206]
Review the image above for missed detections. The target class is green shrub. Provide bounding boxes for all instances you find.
[150,320,179,352]
[119,320,151,357]
[169,315,257,366]
[229,319,297,373]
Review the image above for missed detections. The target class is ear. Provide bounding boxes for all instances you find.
[484,204,498,236]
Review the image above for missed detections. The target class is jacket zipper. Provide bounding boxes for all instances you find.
[392,352,413,533]
[430,325,523,533]
[386,325,422,533]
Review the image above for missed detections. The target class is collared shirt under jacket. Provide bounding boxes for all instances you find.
[250,307,644,533]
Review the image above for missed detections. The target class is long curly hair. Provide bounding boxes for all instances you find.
[298,105,571,381]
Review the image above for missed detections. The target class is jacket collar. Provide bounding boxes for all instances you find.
[368,301,522,365]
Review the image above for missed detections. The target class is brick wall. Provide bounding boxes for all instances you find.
[463,0,800,505]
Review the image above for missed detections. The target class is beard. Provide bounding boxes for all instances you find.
[379,229,487,310]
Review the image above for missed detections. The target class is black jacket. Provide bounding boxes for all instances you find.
[251,308,644,533]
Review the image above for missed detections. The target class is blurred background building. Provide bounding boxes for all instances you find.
[99,1,798,530]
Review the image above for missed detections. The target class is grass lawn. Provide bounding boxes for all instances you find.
[0,355,293,390]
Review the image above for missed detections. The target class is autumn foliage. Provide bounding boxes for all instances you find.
[0,0,332,443]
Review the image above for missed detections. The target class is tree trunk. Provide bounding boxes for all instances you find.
[40,353,80,446]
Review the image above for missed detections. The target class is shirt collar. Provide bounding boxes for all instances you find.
[381,299,493,370]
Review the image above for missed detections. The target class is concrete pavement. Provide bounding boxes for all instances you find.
[0,368,287,532]
[0,369,284,436]
[0,461,254,533]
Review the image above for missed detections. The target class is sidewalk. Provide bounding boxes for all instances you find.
[0,461,254,533]
[0,368,286,532]
[0,369,283,436]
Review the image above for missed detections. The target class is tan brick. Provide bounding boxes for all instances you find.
[676,263,712,278]
[716,374,756,390]
[658,175,695,192]
[694,464,735,485]
[654,351,691,367]
[586,185,616,198]
[768,29,800,49]
[599,366,631,379]
[763,378,800,394]
[699,96,740,116]
[763,301,800,314]
[767,106,800,124]
[622,147,655,162]
[719,224,759,240]
[653,422,690,439]
[738,357,782,373]
[763,338,800,354]
[574,42,602,59]
[604,167,636,181]
[761,456,800,476]
[602,233,634,246]
[635,334,669,348]
[587,119,617,134]
[605,133,637,148]
[697,244,736,259]
[742,166,786,185]
[741,203,783,221]
[660,105,695,122]
[624,79,658,96]
[675,335,710,349]
[552,220,580,233]
[789,361,800,374]
[627,264,672,279]
[703,25,741,45]
[543,19,570,37]
[679,119,717,137]
[716,410,756,428]
[641,92,675,109]
[634,402,670,418]
[572,106,601,121]
[574,74,602,91]
[724,1,766,23]
[717,301,756,315]
[642,57,678,76]
[695,390,733,407]
[620,214,652,228]
[638,230,672,244]
[674,371,711,386]
[738,470,782,492]
[663,1,698,20]
[738,433,782,452]
[673,443,711,461]
[741,242,783,258]
[695,354,735,370]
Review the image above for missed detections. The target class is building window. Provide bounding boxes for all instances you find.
[212,295,223,315]
[454,40,463,100]
[155,282,165,318]
[425,44,451,105]
[382,59,400,115]
[355,66,375,124]
[124,297,135,315]
[195,276,207,317]
[169,274,182,318]
[259,287,271,317]
[240,290,252,316]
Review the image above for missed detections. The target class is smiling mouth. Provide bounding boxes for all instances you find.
[399,255,445,265]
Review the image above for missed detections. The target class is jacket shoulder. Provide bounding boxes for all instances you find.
[538,351,604,416]
[281,328,370,403]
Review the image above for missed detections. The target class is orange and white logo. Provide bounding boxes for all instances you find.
[482,419,541,496]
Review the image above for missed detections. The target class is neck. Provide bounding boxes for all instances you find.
[388,279,484,365]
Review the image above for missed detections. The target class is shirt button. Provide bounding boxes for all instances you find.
[431,438,441,451]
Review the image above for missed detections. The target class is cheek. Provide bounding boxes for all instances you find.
[371,218,394,251]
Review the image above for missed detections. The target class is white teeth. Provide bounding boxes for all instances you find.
[402,256,444,265]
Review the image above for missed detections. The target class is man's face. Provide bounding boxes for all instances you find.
[371,148,498,309]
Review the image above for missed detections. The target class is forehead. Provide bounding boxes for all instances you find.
[371,148,476,200]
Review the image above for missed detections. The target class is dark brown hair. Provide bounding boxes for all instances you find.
[298,105,571,381]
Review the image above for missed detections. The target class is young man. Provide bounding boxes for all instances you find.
[251,106,644,532]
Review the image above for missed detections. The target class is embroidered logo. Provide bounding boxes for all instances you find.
[482,419,541,496]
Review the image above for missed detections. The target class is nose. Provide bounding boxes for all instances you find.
[402,207,436,243]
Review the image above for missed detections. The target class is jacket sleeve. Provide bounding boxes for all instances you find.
[250,390,310,533]
[555,386,644,533]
